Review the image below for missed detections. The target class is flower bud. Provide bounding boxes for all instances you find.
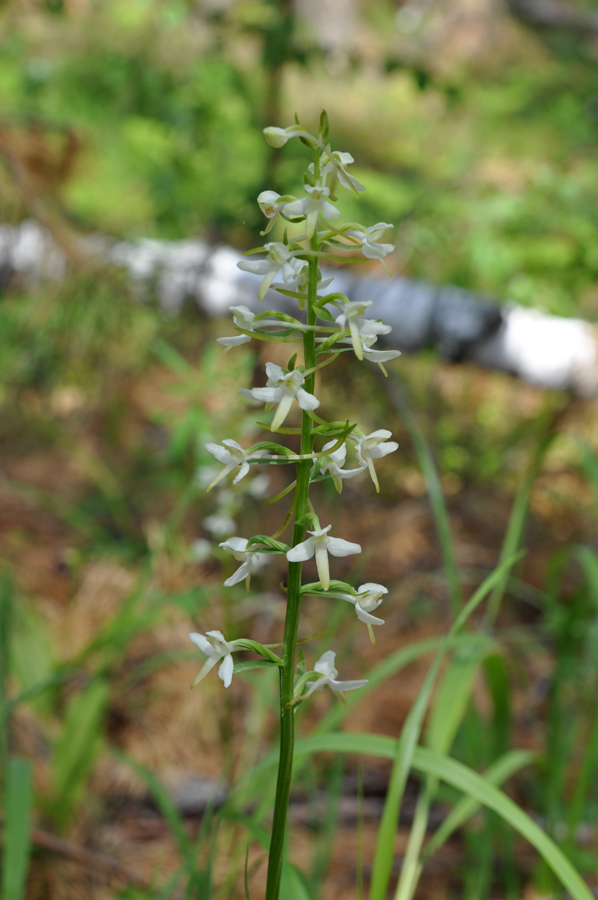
[263,127,289,148]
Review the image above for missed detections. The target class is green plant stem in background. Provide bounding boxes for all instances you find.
[265,242,318,900]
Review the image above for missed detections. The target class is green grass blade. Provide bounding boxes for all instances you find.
[484,430,555,628]
[370,553,522,900]
[1,757,33,900]
[382,372,461,612]
[0,572,12,794]
[51,678,109,828]
[115,752,193,863]
[291,736,593,900]
[578,439,598,523]
[394,651,486,900]
[423,749,534,859]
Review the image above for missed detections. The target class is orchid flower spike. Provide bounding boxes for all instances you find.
[282,185,340,239]
[189,630,236,688]
[219,536,269,588]
[237,242,306,302]
[319,440,366,493]
[205,440,266,490]
[303,650,368,701]
[345,222,395,260]
[350,429,399,492]
[286,524,361,591]
[239,361,320,431]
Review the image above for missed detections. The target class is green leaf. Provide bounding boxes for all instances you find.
[423,749,534,860]
[232,639,282,664]
[291,736,593,900]
[233,660,281,675]
[246,536,290,553]
[2,757,33,900]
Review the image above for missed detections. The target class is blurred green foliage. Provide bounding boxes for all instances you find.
[0,0,598,316]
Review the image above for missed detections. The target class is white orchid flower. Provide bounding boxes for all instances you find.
[319,440,365,493]
[257,191,299,235]
[350,429,399,492]
[286,524,361,591]
[345,222,395,260]
[217,305,256,348]
[303,650,368,700]
[239,361,320,431]
[309,150,365,197]
[219,536,269,587]
[205,439,266,491]
[282,186,340,239]
[334,300,391,360]
[237,242,306,302]
[203,512,236,537]
[325,582,387,643]
[189,630,236,688]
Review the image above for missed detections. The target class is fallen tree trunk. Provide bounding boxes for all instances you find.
[2,220,597,397]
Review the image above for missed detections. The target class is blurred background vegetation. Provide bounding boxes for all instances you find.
[2,1,598,898]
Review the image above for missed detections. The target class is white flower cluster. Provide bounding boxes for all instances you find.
[190,117,401,699]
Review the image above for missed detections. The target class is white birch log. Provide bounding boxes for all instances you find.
[1,219,597,397]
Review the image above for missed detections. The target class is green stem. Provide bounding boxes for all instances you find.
[265,236,319,900]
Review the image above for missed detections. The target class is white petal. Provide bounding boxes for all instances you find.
[219,537,248,554]
[271,392,295,431]
[315,541,331,591]
[362,242,394,260]
[205,443,233,464]
[232,460,250,484]
[363,348,401,362]
[326,537,362,558]
[296,387,320,411]
[206,629,228,645]
[223,560,250,586]
[369,442,399,459]
[355,604,385,626]
[217,334,252,347]
[328,678,369,693]
[237,258,272,275]
[314,650,337,677]
[189,632,216,657]
[286,538,315,562]
[282,198,309,218]
[358,583,388,596]
[240,387,283,404]
[265,361,284,381]
[218,654,234,688]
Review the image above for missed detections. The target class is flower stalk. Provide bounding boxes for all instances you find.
[189,113,399,899]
